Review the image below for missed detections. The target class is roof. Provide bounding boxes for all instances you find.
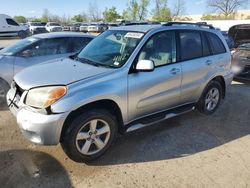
[110,24,162,33]
[32,32,95,39]
[109,23,217,33]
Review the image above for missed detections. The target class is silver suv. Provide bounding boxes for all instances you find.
[7,22,234,162]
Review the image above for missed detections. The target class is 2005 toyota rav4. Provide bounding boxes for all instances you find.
[7,22,234,162]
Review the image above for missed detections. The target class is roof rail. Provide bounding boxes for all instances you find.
[163,22,215,29]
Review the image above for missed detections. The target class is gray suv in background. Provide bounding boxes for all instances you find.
[0,32,94,107]
[7,22,233,162]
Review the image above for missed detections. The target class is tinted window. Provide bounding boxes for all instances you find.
[207,33,226,54]
[202,32,211,56]
[138,31,176,67]
[67,37,93,53]
[6,19,19,26]
[24,38,69,56]
[180,31,202,61]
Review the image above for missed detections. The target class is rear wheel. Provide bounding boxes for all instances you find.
[61,109,118,162]
[197,81,222,115]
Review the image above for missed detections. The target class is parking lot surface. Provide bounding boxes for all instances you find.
[0,38,19,47]
[0,80,250,188]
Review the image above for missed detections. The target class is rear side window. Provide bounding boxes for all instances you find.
[180,31,202,61]
[6,19,19,26]
[207,33,226,54]
[201,32,211,56]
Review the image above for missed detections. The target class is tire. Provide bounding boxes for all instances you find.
[0,79,10,109]
[197,81,222,115]
[18,30,27,39]
[61,109,118,163]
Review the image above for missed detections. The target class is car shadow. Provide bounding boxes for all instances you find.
[0,150,72,188]
[89,83,250,166]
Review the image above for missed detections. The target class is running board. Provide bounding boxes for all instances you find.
[126,104,195,133]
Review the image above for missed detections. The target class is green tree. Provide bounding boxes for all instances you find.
[152,0,171,22]
[72,13,88,22]
[13,16,26,23]
[103,7,120,22]
[41,9,50,22]
[123,0,149,20]
[201,14,235,20]
[138,0,150,20]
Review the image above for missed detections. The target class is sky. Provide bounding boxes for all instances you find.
[0,0,244,18]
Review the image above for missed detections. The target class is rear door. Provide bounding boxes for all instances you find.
[179,30,214,104]
[128,31,182,122]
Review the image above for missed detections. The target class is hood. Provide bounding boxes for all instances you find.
[14,58,113,90]
[228,24,250,47]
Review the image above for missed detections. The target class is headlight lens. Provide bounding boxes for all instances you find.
[25,86,67,108]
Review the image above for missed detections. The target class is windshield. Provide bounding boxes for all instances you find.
[77,30,144,68]
[50,23,60,26]
[0,37,38,56]
[30,22,43,26]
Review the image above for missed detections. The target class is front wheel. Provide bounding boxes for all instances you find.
[197,81,222,115]
[61,109,118,162]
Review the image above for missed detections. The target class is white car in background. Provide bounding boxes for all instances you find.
[0,14,29,38]
[79,23,89,33]
[87,23,107,33]
[28,22,48,35]
[45,22,63,32]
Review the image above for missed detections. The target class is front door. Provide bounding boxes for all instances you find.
[128,31,182,122]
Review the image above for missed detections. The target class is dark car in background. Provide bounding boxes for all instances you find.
[221,31,235,50]
[229,24,250,79]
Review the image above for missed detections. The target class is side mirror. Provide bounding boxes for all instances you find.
[136,60,155,72]
[21,50,32,58]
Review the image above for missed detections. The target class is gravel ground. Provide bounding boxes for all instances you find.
[0,80,250,188]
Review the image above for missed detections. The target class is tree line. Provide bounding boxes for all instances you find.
[13,0,248,24]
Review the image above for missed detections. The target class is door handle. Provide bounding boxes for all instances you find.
[205,60,212,65]
[170,68,181,75]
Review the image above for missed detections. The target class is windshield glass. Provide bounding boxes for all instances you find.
[50,23,60,26]
[0,37,38,56]
[77,30,144,68]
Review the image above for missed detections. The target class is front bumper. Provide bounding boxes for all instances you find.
[7,86,69,145]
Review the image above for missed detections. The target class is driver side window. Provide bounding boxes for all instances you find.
[138,31,176,67]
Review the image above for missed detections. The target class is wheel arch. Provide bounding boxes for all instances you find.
[211,75,226,99]
[60,99,124,142]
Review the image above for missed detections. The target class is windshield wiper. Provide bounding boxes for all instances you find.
[77,57,114,68]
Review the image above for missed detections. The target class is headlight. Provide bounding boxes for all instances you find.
[25,86,67,108]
